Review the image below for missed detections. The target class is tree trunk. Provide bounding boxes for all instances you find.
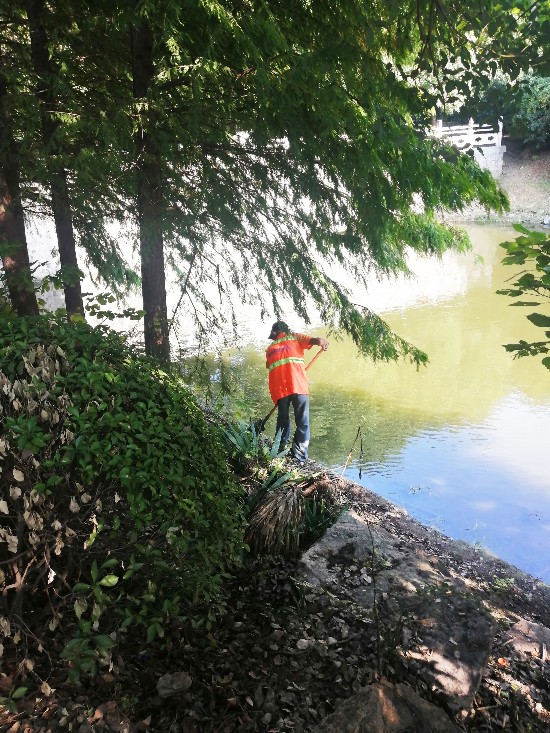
[0,61,39,316]
[131,17,170,363]
[0,174,40,317]
[25,0,84,318]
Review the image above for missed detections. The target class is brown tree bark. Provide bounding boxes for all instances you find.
[131,17,170,363]
[0,61,39,316]
[25,0,84,318]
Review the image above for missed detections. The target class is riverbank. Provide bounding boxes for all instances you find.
[2,143,549,733]
[6,459,547,733]
[145,142,550,731]
[148,464,550,733]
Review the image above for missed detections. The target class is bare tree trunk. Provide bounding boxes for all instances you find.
[131,17,170,363]
[0,61,39,316]
[25,0,84,318]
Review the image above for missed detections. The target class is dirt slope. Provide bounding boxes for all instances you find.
[500,140,550,225]
[442,139,550,227]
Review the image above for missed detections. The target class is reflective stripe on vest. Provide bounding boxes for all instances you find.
[270,336,292,345]
[268,356,304,372]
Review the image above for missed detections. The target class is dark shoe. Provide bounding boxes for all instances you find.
[289,451,306,466]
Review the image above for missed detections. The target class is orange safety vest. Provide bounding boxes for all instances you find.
[266,332,314,403]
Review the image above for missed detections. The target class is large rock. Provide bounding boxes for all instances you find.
[312,680,463,733]
[300,511,496,712]
[506,619,550,660]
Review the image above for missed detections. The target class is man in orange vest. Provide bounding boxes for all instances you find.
[266,321,329,463]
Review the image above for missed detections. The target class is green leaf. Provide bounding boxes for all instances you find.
[101,558,119,569]
[527,313,550,328]
[509,301,541,306]
[512,224,531,234]
[72,582,91,593]
[93,635,114,650]
[98,575,119,587]
[146,622,160,642]
[84,530,98,549]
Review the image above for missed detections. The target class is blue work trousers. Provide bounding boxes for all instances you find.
[276,393,310,462]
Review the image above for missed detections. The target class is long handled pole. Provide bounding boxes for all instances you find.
[256,347,324,432]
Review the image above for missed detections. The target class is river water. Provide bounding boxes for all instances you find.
[230,225,550,583]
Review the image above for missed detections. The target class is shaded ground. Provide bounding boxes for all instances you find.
[499,139,550,225]
[2,468,549,733]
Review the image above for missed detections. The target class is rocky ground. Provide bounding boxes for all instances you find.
[3,467,549,733]
[1,141,549,733]
[500,140,550,225]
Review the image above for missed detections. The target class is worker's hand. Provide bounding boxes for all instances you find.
[319,338,329,351]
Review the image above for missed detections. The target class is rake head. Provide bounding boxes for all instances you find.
[253,417,268,434]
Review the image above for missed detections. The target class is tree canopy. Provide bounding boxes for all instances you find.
[1,0,549,361]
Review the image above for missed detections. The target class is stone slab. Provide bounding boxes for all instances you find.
[506,619,550,660]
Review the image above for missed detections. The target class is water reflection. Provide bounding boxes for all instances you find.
[235,226,550,582]
[342,393,550,583]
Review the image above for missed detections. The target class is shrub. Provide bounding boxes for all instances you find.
[512,75,550,149]
[0,315,245,680]
[300,496,345,548]
[458,74,512,128]
[458,73,550,150]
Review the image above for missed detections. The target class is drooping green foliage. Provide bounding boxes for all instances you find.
[0,2,137,299]
[497,226,550,370]
[110,0,516,361]
[2,0,549,360]
[0,315,245,678]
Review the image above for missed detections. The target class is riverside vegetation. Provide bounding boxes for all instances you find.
[0,316,246,718]
[0,314,345,731]
[2,0,550,728]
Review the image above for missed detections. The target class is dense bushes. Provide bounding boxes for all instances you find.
[0,316,245,680]
[463,73,550,150]
[512,76,550,149]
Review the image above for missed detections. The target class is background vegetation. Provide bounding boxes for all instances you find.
[1,1,550,726]
[463,73,550,149]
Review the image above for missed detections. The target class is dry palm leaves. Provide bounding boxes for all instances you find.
[245,473,338,556]
[245,485,305,556]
